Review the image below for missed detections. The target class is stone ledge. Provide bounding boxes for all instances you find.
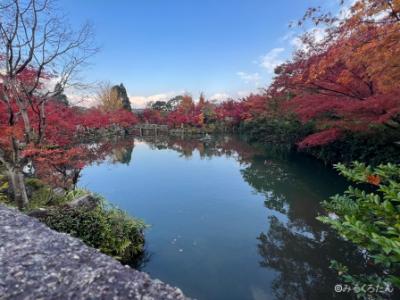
[0,204,189,300]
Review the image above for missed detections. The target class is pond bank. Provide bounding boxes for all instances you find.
[0,204,189,300]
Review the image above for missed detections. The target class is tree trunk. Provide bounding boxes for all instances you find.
[38,101,46,144]
[7,168,29,209]
[15,99,34,143]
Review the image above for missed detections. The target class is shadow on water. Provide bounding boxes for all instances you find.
[68,134,394,299]
[130,135,373,299]
[121,247,151,271]
[242,152,366,299]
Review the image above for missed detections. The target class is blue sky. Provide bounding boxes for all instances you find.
[59,0,329,107]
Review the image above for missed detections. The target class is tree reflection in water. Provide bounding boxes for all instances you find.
[140,135,372,299]
[35,134,375,298]
[242,147,379,299]
[32,137,136,190]
[239,146,373,299]
[30,137,150,269]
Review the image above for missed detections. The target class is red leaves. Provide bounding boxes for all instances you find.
[297,128,342,149]
[263,0,400,148]
[215,100,248,125]
[108,109,139,127]
[0,96,138,147]
[142,109,164,124]
[292,92,400,148]
[140,94,254,129]
[243,94,268,117]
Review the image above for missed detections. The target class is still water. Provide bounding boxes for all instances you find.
[78,135,365,300]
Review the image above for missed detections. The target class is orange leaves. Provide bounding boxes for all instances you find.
[336,70,355,87]
[339,1,400,93]
[198,113,205,126]
[289,0,400,98]
[367,174,381,186]
[180,95,195,114]
[264,0,400,148]
[0,126,24,140]
[394,0,400,12]
[349,25,400,93]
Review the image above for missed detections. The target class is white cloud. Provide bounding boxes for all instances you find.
[130,91,185,108]
[287,0,358,53]
[279,31,295,43]
[338,0,358,19]
[208,90,262,102]
[290,36,305,50]
[69,94,96,107]
[236,90,253,98]
[65,87,97,107]
[236,71,261,85]
[260,48,285,73]
[209,92,231,102]
[290,28,327,52]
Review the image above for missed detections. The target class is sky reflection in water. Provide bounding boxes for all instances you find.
[78,135,366,300]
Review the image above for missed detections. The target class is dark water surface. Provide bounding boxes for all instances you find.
[78,135,366,300]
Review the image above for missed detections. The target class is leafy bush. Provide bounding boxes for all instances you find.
[305,128,400,165]
[318,162,400,297]
[38,196,146,264]
[24,178,70,210]
[1,173,147,266]
[0,174,8,203]
[241,116,314,147]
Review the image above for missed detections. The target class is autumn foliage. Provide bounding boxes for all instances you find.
[0,100,138,147]
[2,0,399,202]
[0,81,138,192]
[140,0,400,156]
[269,0,400,148]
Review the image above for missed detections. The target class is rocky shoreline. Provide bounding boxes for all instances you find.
[0,204,189,300]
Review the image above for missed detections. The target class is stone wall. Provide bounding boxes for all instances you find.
[0,205,189,300]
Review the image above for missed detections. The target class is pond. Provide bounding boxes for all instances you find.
[78,135,366,300]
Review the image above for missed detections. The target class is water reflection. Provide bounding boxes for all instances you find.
[257,215,365,300]
[70,135,376,299]
[33,138,135,190]
[129,135,370,299]
[140,135,262,162]
[111,140,134,165]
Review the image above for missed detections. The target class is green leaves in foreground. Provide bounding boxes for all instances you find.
[318,162,400,296]
[0,174,8,203]
[40,195,147,265]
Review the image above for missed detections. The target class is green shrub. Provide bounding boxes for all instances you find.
[305,128,400,165]
[24,178,70,210]
[0,174,8,203]
[241,116,314,147]
[318,162,400,297]
[0,174,147,266]
[39,196,146,264]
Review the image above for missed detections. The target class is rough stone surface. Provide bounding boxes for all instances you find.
[0,204,189,300]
